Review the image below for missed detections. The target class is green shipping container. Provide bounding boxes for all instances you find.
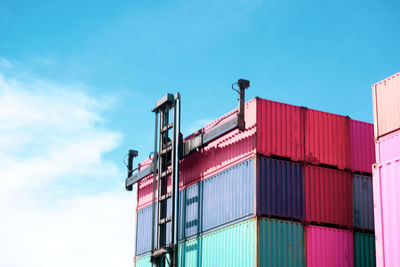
[354,232,376,267]
[135,218,304,267]
[258,218,304,267]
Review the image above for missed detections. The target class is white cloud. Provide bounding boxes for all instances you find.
[0,70,136,266]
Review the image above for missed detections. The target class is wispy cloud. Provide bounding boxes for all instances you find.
[0,65,135,266]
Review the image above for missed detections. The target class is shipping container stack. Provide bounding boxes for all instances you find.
[133,97,376,267]
[372,72,400,267]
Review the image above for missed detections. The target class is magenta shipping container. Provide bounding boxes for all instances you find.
[307,225,354,267]
[373,72,400,139]
[375,130,400,163]
[373,158,400,267]
[350,119,375,174]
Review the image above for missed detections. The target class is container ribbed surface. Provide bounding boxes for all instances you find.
[178,219,256,267]
[353,175,374,230]
[354,232,376,267]
[258,218,304,267]
[257,158,304,220]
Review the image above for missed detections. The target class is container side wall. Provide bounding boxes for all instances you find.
[372,165,384,267]
[257,157,304,220]
[353,175,374,230]
[350,120,375,174]
[354,232,376,267]
[376,130,400,163]
[256,98,304,162]
[258,218,305,267]
[373,72,400,138]
[137,173,171,211]
[179,159,254,241]
[304,165,353,227]
[180,99,257,189]
[374,159,400,267]
[306,225,354,267]
[178,219,256,267]
[305,109,350,170]
[135,200,171,256]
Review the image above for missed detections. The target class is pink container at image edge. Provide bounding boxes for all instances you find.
[375,130,400,163]
[373,158,400,267]
[307,225,354,267]
[350,119,375,173]
[372,72,400,139]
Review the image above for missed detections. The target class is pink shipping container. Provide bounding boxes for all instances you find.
[372,72,400,139]
[307,225,354,267]
[375,130,400,163]
[372,157,400,267]
[304,165,353,228]
[305,108,351,170]
[350,119,375,174]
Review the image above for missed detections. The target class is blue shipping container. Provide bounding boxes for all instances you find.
[136,199,171,256]
[179,158,255,241]
[257,157,304,220]
[353,174,374,230]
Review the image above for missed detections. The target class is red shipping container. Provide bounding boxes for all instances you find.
[256,98,304,161]
[307,225,354,267]
[350,119,375,174]
[304,165,353,228]
[373,72,400,139]
[305,108,351,170]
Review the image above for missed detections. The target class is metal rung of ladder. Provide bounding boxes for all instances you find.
[159,216,172,225]
[159,193,171,202]
[159,169,172,178]
[160,146,172,156]
[161,123,174,133]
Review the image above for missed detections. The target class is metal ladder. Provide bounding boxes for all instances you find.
[150,93,181,267]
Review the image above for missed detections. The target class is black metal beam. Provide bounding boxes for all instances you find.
[125,163,155,190]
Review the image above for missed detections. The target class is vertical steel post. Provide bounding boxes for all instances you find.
[151,112,159,267]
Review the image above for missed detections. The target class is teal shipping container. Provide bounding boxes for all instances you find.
[135,218,304,267]
[354,232,376,267]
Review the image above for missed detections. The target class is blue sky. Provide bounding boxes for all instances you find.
[1,0,399,266]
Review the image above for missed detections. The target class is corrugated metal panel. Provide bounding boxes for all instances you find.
[179,158,254,241]
[179,99,257,189]
[258,218,304,267]
[305,109,351,170]
[304,165,353,227]
[354,232,376,267]
[373,159,400,267]
[257,157,304,220]
[256,98,304,162]
[376,130,400,163]
[137,173,171,211]
[350,119,375,174]
[373,72,400,139]
[353,175,374,230]
[135,200,171,256]
[306,225,354,267]
[178,219,256,267]
[134,255,152,267]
